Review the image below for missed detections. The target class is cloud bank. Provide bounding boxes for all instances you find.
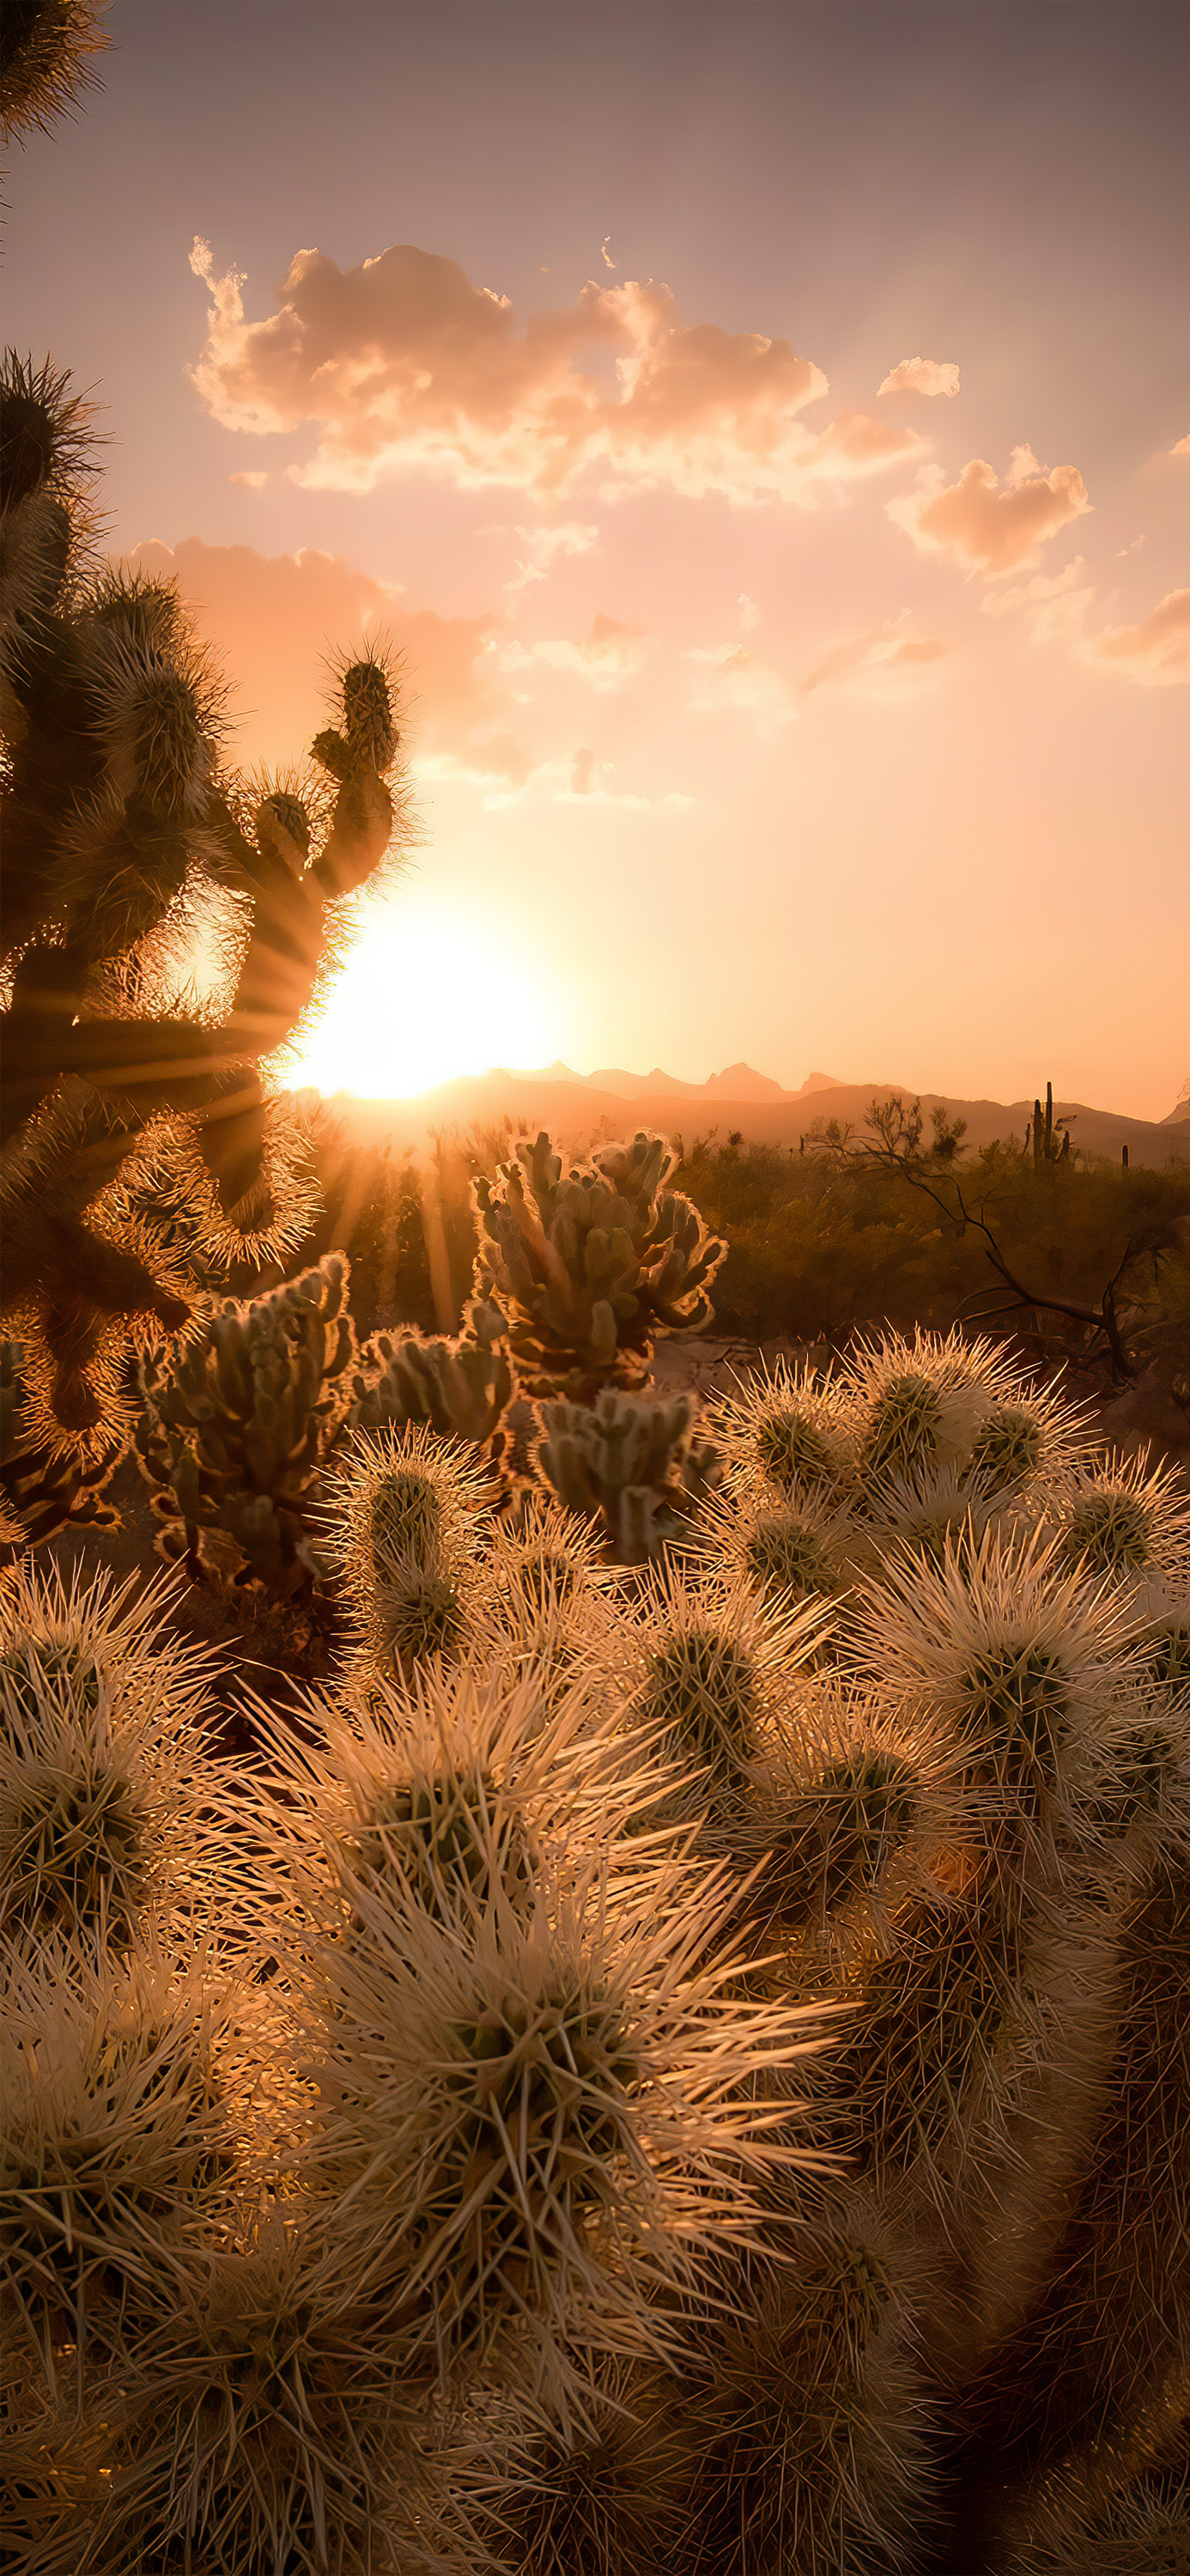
[188,237,923,506]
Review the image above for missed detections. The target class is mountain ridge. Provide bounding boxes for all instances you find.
[300,1068,1190,1172]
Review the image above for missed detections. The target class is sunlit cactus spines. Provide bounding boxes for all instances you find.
[1,1337,123,1546]
[464,2361,695,2576]
[628,1565,819,1807]
[1,1947,246,2403]
[0,1562,229,1957]
[848,1526,1140,1856]
[537,1382,720,1563]
[678,2197,939,2576]
[33,2215,433,2576]
[0,1,112,147]
[321,1416,494,1675]
[349,1295,513,1447]
[1059,1449,1190,1588]
[135,1254,356,1591]
[301,1862,832,2414]
[471,1125,726,1406]
[707,1353,857,1506]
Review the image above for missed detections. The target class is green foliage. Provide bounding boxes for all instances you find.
[681,1127,1190,1359]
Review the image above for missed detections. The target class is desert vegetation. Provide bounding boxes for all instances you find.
[3,11,1189,2572]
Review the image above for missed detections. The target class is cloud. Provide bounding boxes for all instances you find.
[188,236,925,507]
[498,612,647,691]
[501,520,598,601]
[877,356,961,399]
[228,469,268,489]
[799,613,947,700]
[980,556,1093,641]
[1086,587,1190,685]
[1170,433,1190,457]
[688,647,796,734]
[125,534,531,782]
[889,447,1091,575]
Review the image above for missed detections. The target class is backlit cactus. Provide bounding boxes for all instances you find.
[134,1255,356,1592]
[3,1321,1188,2567]
[1,347,407,1444]
[471,1127,726,1404]
[537,1382,721,1563]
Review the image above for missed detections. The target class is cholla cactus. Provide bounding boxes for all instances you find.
[320,1419,494,1676]
[1058,1449,1190,1587]
[1,1947,246,2403]
[0,1561,228,1957]
[471,1127,726,1404]
[29,2216,435,2576]
[707,1355,857,1505]
[537,1384,720,1564]
[349,1296,513,1447]
[134,1255,355,1592]
[1,1338,122,1549]
[299,1859,831,2415]
[841,1329,1092,1503]
[628,1564,822,1805]
[2,343,407,1445]
[1,1,112,146]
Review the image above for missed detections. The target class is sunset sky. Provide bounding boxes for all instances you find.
[7,2,1187,1119]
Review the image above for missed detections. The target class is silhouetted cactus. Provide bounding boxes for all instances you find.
[348,1295,512,1447]
[1,347,407,1445]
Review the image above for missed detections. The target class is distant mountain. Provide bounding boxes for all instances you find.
[310,1069,1190,1174]
[504,1060,844,1103]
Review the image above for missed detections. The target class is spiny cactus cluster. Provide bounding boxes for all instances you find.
[135,1255,357,1592]
[1,345,407,1453]
[3,1327,1187,2572]
[471,1127,726,1403]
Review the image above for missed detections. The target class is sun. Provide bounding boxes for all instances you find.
[282,891,562,1100]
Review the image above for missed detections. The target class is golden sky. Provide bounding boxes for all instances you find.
[8,2,1187,1116]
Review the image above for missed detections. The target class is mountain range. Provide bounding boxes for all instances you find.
[301,1064,1190,1171]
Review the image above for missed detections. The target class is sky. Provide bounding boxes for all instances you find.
[6,0,1188,1120]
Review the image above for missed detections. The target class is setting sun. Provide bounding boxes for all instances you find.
[283,891,563,1099]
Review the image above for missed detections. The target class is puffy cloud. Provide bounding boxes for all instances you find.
[125,535,531,781]
[499,613,647,691]
[1086,587,1190,685]
[228,469,268,489]
[889,447,1091,574]
[877,356,961,399]
[799,613,947,700]
[1170,433,1190,457]
[188,236,924,507]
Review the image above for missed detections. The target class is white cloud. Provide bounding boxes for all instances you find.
[1086,588,1190,685]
